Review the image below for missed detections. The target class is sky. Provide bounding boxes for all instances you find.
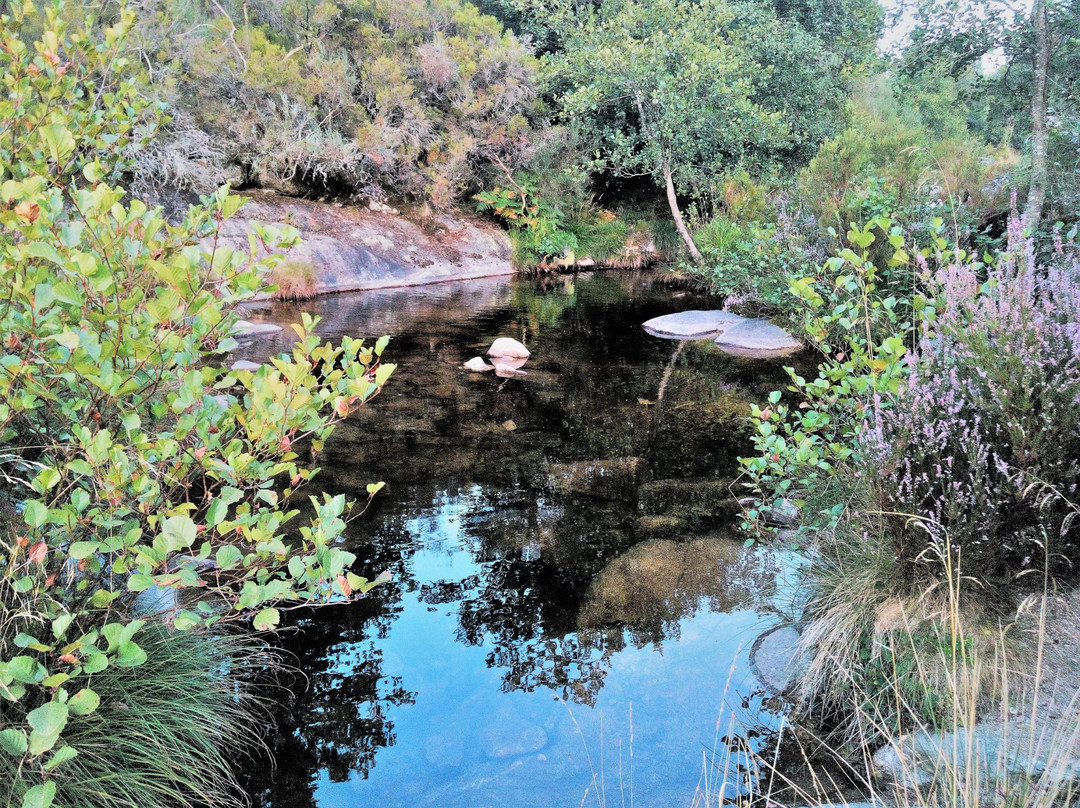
[875,0,1034,70]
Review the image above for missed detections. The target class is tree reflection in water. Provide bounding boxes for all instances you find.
[238,271,803,807]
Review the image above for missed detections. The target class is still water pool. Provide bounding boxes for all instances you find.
[236,271,804,808]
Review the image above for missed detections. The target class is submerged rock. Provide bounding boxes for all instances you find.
[488,337,531,359]
[637,477,741,528]
[750,625,807,694]
[477,713,548,759]
[642,310,747,340]
[714,318,801,358]
[634,515,686,539]
[579,535,774,640]
[549,457,646,500]
[230,319,283,337]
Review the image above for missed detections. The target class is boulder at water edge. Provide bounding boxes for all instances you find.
[642,310,747,340]
[488,337,530,359]
[750,625,807,694]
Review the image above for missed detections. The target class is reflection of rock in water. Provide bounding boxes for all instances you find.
[579,535,778,646]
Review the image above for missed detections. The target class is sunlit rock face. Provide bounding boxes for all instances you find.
[217,191,514,295]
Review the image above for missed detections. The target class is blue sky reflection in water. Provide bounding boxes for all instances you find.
[238,272,804,808]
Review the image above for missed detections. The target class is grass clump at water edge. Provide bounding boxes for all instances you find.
[1,623,275,808]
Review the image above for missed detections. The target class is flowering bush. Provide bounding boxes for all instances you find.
[861,219,1080,583]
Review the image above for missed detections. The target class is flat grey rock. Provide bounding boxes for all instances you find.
[230,360,262,372]
[643,310,747,340]
[767,498,801,527]
[230,320,283,337]
[751,625,806,694]
[714,319,801,358]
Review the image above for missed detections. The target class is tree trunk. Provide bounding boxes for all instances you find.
[663,163,702,263]
[1026,0,1050,224]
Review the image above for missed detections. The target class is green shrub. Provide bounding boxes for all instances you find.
[477,171,637,267]
[797,76,1015,254]
[742,219,1080,751]
[0,6,392,805]
[131,0,543,206]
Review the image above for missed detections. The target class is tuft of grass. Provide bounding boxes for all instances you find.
[1,623,274,808]
[268,258,319,300]
[736,506,1080,808]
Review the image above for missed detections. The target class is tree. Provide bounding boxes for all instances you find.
[896,0,1080,224]
[542,0,778,260]
[538,0,866,261]
[1027,0,1050,221]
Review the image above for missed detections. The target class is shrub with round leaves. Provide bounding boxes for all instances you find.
[0,5,392,805]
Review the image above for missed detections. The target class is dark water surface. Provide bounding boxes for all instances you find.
[236,272,802,808]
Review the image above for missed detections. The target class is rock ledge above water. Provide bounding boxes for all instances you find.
[714,318,802,358]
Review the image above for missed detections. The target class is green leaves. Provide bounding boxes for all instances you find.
[5,656,47,684]
[27,703,69,755]
[67,688,100,716]
[0,10,394,803]
[39,124,76,166]
[157,515,197,553]
[0,728,28,756]
[22,500,48,528]
[21,781,56,808]
[252,608,280,630]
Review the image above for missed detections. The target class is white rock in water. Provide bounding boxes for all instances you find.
[493,356,527,370]
[230,360,262,372]
[642,310,747,340]
[463,356,493,372]
[488,337,530,359]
